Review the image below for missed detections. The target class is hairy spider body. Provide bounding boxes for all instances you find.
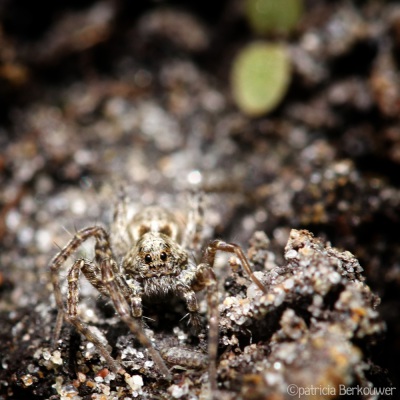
[50,198,268,395]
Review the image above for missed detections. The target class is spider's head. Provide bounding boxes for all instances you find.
[123,232,188,279]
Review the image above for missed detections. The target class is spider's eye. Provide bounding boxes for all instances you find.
[160,252,168,262]
[144,254,152,264]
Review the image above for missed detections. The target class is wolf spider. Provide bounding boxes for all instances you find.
[50,194,268,394]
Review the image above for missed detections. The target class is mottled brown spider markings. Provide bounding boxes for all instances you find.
[50,194,268,395]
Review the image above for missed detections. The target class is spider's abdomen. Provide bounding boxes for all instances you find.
[129,206,182,243]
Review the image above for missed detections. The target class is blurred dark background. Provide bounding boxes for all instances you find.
[1,0,399,397]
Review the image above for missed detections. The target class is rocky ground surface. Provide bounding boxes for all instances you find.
[0,1,399,399]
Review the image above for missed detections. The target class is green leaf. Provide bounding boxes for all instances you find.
[245,0,303,35]
[231,42,291,117]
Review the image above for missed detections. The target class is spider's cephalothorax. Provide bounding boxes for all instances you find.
[50,197,268,395]
[125,232,188,281]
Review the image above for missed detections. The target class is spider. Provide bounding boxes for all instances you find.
[50,193,268,394]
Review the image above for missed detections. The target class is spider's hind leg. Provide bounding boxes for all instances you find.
[181,190,207,253]
[111,185,134,256]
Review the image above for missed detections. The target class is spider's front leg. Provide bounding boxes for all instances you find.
[203,240,268,295]
[197,240,268,395]
[66,258,125,374]
[49,224,128,374]
[50,226,170,379]
[175,282,202,331]
[50,226,114,345]
[193,262,218,393]
[100,258,172,380]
